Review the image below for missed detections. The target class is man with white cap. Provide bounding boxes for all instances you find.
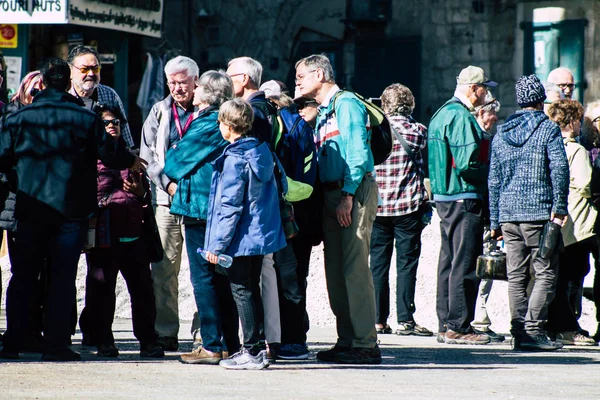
[428,65,496,345]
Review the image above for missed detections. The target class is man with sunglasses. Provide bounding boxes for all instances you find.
[67,45,134,148]
[547,67,576,100]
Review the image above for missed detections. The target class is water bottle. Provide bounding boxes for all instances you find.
[197,248,233,268]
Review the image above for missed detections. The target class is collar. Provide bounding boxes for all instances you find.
[319,84,341,110]
[453,90,475,111]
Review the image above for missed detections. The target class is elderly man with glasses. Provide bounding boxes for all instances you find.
[547,67,576,100]
[140,55,201,352]
[67,45,134,149]
[429,65,496,345]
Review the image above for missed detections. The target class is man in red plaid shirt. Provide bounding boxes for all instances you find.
[369,83,432,337]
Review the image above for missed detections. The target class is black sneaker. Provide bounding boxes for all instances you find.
[472,328,505,343]
[157,336,178,351]
[316,345,350,362]
[97,343,119,357]
[334,345,382,365]
[519,333,563,351]
[42,348,81,362]
[140,342,165,358]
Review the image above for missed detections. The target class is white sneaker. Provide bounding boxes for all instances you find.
[219,349,270,370]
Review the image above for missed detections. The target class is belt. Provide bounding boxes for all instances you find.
[322,172,373,192]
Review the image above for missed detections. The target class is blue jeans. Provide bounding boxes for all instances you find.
[370,209,424,324]
[185,223,240,353]
[3,218,86,354]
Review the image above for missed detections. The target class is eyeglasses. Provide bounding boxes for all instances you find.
[72,64,101,74]
[103,119,120,127]
[30,88,40,97]
[295,69,317,84]
[227,73,245,79]
[592,116,600,124]
[557,83,576,91]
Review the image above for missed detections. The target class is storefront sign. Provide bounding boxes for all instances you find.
[0,24,17,48]
[0,0,68,24]
[68,0,163,38]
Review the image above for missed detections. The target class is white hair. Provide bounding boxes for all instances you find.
[295,54,335,83]
[228,57,263,87]
[544,82,566,100]
[164,56,199,79]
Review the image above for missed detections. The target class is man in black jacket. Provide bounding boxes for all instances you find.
[0,58,144,361]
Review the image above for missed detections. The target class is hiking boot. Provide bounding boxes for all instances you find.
[395,322,433,337]
[97,343,119,357]
[334,345,382,365]
[157,336,178,351]
[42,348,81,362]
[519,333,563,351]
[444,329,490,345]
[278,344,309,360]
[219,349,269,370]
[180,347,222,365]
[316,344,351,362]
[140,342,165,358]
[472,328,505,343]
[555,331,597,346]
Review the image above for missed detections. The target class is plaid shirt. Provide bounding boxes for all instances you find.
[375,115,427,216]
[69,84,134,148]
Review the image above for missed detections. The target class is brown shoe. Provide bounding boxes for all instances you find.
[180,347,222,365]
[444,329,490,345]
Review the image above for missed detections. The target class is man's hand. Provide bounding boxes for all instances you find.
[336,195,354,228]
[551,212,568,225]
[129,156,148,173]
[167,182,177,197]
[205,251,219,265]
[491,229,503,242]
[123,172,145,197]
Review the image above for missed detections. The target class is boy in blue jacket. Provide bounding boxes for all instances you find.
[205,98,287,370]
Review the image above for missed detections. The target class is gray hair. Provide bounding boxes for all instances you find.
[164,56,199,79]
[67,45,101,65]
[195,70,233,107]
[295,54,335,83]
[473,91,500,114]
[228,57,263,87]
[381,83,415,117]
[544,82,566,100]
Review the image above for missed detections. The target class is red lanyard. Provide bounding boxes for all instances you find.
[172,102,194,138]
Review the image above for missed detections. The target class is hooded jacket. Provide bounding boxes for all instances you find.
[205,137,287,257]
[488,109,569,229]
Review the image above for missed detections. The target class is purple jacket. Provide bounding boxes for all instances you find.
[97,160,150,238]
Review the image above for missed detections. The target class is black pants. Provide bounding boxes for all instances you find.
[79,238,158,347]
[227,255,264,350]
[370,210,424,324]
[3,219,86,354]
[435,200,483,333]
[276,235,313,345]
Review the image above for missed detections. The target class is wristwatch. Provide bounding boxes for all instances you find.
[341,191,354,197]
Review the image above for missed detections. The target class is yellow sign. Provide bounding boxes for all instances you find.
[0,25,18,48]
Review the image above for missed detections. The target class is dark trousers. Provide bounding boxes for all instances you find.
[3,219,86,354]
[185,224,240,354]
[435,200,483,333]
[370,210,424,324]
[276,235,313,345]
[503,221,558,336]
[79,238,158,347]
[547,238,594,333]
[227,255,263,350]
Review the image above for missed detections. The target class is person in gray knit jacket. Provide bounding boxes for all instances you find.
[488,75,569,351]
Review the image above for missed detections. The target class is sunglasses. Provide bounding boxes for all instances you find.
[30,88,41,97]
[73,64,101,74]
[103,119,120,127]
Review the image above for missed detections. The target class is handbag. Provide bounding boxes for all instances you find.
[271,152,299,240]
[142,205,164,263]
[538,220,562,259]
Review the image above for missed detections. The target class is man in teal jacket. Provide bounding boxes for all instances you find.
[295,54,380,364]
[428,66,495,345]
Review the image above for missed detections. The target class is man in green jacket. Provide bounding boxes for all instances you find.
[428,65,496,345]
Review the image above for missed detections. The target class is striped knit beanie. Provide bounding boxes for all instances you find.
[516,74,546,107]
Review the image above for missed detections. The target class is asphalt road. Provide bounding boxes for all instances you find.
[1,317,599,400]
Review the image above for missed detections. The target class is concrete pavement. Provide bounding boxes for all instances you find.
[1,316,600,399]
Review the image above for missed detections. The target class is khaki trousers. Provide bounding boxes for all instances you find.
[322,176,378,348]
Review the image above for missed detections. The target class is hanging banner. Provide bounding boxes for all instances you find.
[0,0,68,24]
[0,24,17,48]
[68,0,163,38]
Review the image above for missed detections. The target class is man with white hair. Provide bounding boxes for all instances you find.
[547,67,576,100]
[543,82,566,114]
[140,55,200,351]
[429,65,496,345]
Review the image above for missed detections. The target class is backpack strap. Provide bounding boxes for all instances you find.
[390,123,418,164]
